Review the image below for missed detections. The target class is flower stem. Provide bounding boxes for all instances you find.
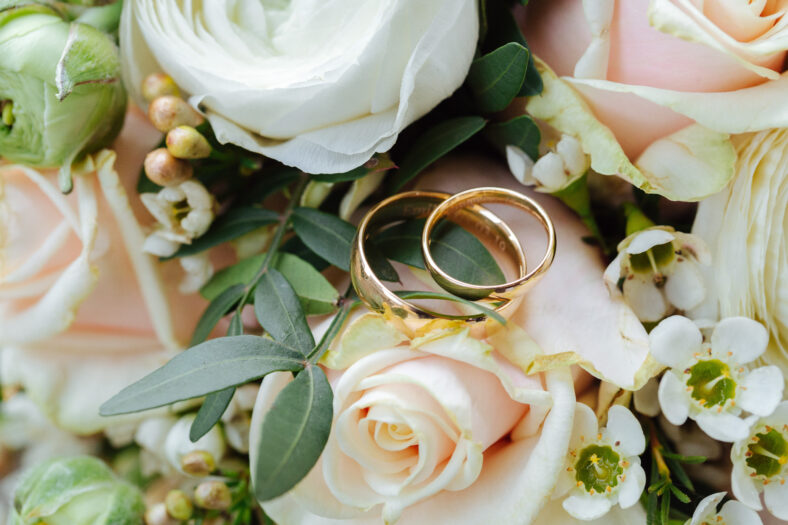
[553,173,609,254]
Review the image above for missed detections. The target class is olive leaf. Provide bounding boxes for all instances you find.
[291,207,355,271]
[254,268,315,355]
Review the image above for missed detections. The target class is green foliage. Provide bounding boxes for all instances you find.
[309,153,395,183]
[291,207,356,271]
[99,336,305,416]
[254,364,333,501]
[486,114,540,160]
[468,42,530,113]
[191,284,245,346]
[389,116,486,192]
[190,387,235,443]
[254,268,315,355]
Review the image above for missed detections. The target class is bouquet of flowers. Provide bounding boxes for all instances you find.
[2,1,788,524]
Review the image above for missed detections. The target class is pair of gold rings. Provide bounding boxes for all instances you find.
[350,187,557,321]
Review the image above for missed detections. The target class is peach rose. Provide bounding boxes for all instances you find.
[0,109,207,434]
[249,158,653,524]
[519,0,788,201]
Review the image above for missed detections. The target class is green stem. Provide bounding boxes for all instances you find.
[623,202,656,237]
[553,173,609,254]
[236,175,308,312]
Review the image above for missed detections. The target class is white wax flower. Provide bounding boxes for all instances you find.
[604,227,710,323]
[178,253,214,294]
[554,404,646,521]
[141,179,215,257]
[730,401,788,520]
[650,316,784,442]
[120,0,478,174]
[507,133,589,192]
[685,492,762,525]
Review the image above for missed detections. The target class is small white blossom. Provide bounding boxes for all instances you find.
[507,133,589,192]
[651,316,783,443]
[555,404,646,521]
[730,401,788,519]
[604,227,710,323]
[685,492,762,525]
[179,253,214,294]
[141,179,215,257]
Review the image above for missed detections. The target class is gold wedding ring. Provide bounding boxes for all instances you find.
[351,191,527,321]
[422,187,556,302]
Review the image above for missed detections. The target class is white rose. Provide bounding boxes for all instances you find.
[0,109,209,434]
[120,0,478,174]
[692,128,788,381]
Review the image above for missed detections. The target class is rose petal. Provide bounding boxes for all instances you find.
[649,315,703,368]
[658,371,690,426]
[711,317,770,364]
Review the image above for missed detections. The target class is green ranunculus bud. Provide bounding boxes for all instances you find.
[0,3,126,192]
[10,456,145,525]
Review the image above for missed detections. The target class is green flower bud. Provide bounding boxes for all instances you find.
[142,73,180,102]
[166,125,211,159]
[144,147,193,187]
[10,456,145,525]
[193,481,232,510]
[164,489,193,521]
[180,449,216,477]
[148,95,204,133]
[0,4,126,189]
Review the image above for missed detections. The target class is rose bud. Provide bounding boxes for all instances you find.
[148,95,204,132]
[166,125,212,159]
[144,148,193,187]
[194,481,232,510]
[164,489,193,521]
[180,449,216,477]
[142,73,180,103]
[145,503,176,525]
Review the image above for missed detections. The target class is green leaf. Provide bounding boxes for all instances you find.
[376,219,505,286]
[520,51,543,97]
[668,484,691,504]
[100,336,305,416]
[254,268,315,355]
[309,153,396,183]
[482,1,541,96]
[281,236,329,271]
[291,207,355,271]
[366,243,399,283]
[661,451,707,464]
[467,42,529,113]
[664,457,695,493]
[660,491,671,524]
[242,166,301,205]
[201,252,338,316]
[254,364,333,501]
[486,114,541,161]
[166,207,279,260]
[389,116,486,192]
[191,284,245,346]
[189,387,235,443]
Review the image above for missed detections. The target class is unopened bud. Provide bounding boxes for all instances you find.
[180,449,215,477]
[1,101,13,127]
[148,95,204,133]
[165,489,193,521]
[145,503,176,525]
[144,148,193,187]
[194,481,232,510]
[142,73,180,103]
[166,126,212,159]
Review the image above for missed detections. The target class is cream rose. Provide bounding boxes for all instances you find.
[692,128,788,384]
[248,157,653,525]
[0,109,207,434]
[120,0,478,174]
[518,0,788,201]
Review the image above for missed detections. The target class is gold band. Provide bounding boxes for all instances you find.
[350,190,527,321]
[421,187,556,301]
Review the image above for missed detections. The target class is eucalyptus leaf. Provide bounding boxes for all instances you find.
[389,116,486,192]
[190,284,245,346]
[254,364,333,501]
[376,219,505,286]
[100,336,305,416]
[254,268,314,355]
[201,252,338,315]
[281,236,329,272]
[486,114,541,161]
[291,207,355,271]
[166,207,279,259]
[467,42,529,113]
[189,387,235,443]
